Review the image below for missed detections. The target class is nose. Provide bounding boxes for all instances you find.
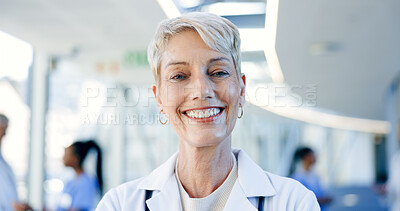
[190,73,214,100]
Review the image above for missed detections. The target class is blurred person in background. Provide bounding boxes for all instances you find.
[0,113,31,211]
[58,140,103,211]
[387,150,400,211]
[96,12,319,211]
[386,124,400,211]
[289,147,332,210]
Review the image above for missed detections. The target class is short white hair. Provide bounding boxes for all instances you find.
[147,12,241,83]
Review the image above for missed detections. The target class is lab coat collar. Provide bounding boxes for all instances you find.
[145,174,182,211]
[233,148,277,197]
[137,151,179,191]
[138,152,181,211]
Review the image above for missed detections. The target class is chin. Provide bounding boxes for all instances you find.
[183,130,231,148]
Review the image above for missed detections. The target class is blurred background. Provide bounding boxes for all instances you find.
[0,0,399,210]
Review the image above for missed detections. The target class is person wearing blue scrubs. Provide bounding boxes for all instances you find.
[0,114,19,211]
[58,140,103,211]
[0,114,32,211]
[290,147,332,211]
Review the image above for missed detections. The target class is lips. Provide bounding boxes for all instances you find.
[183,107,224,119]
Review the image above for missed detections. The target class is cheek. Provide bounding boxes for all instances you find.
[222,83,241,108]
[63,153,70,162]
[63,156,69,166]
[160,85,185,109]
[226,88,242,126]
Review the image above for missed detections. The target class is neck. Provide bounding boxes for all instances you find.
[302,162,311,171]
[177,137,233,198]
[73,166,84,175]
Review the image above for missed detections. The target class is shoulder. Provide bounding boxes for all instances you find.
[96,177,145,210]
[234,149,319,210]
[71,174,97,190]
[76,173,95,183]
[264,172,320,210]
[96,151,178,210]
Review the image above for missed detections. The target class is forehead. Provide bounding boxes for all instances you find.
[161,31,233,68]
[167,30,207,50]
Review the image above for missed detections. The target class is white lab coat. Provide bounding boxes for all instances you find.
[96,149,320,211]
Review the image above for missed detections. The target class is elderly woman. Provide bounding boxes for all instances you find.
[96,12,319,211]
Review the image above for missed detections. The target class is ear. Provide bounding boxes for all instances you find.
[239,73,246,106]
[152,84,164,112]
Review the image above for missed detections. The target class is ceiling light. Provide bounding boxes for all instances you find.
[246,96,389,134]
[310,41,341,55]
[157,0,181,19]
[239,28,267,52]
[201,2,266,16]
[177,0,204,8]
[264,0,284,83]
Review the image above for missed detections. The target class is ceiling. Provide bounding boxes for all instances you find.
[0,0,398,127]
[0,0,166,54]
[275,0,400,121]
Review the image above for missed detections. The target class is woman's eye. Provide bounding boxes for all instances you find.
[170,74,185,80]
[211,71,229,77]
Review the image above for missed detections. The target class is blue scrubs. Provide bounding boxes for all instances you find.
[58,173,98,211]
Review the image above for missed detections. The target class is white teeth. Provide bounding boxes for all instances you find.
[186,108,221,118]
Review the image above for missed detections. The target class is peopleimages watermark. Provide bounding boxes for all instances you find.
[81,113,159,125]
[249,83,317,107]
[80,83,317,125]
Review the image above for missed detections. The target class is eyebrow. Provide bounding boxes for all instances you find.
[165,61,189,68]
[208,57,230,65]
[165,57,230,68]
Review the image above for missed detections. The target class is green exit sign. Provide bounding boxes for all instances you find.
[123,51,149,68]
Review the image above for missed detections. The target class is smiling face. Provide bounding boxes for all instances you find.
[153,30,245,148]
[302,152,316,170]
